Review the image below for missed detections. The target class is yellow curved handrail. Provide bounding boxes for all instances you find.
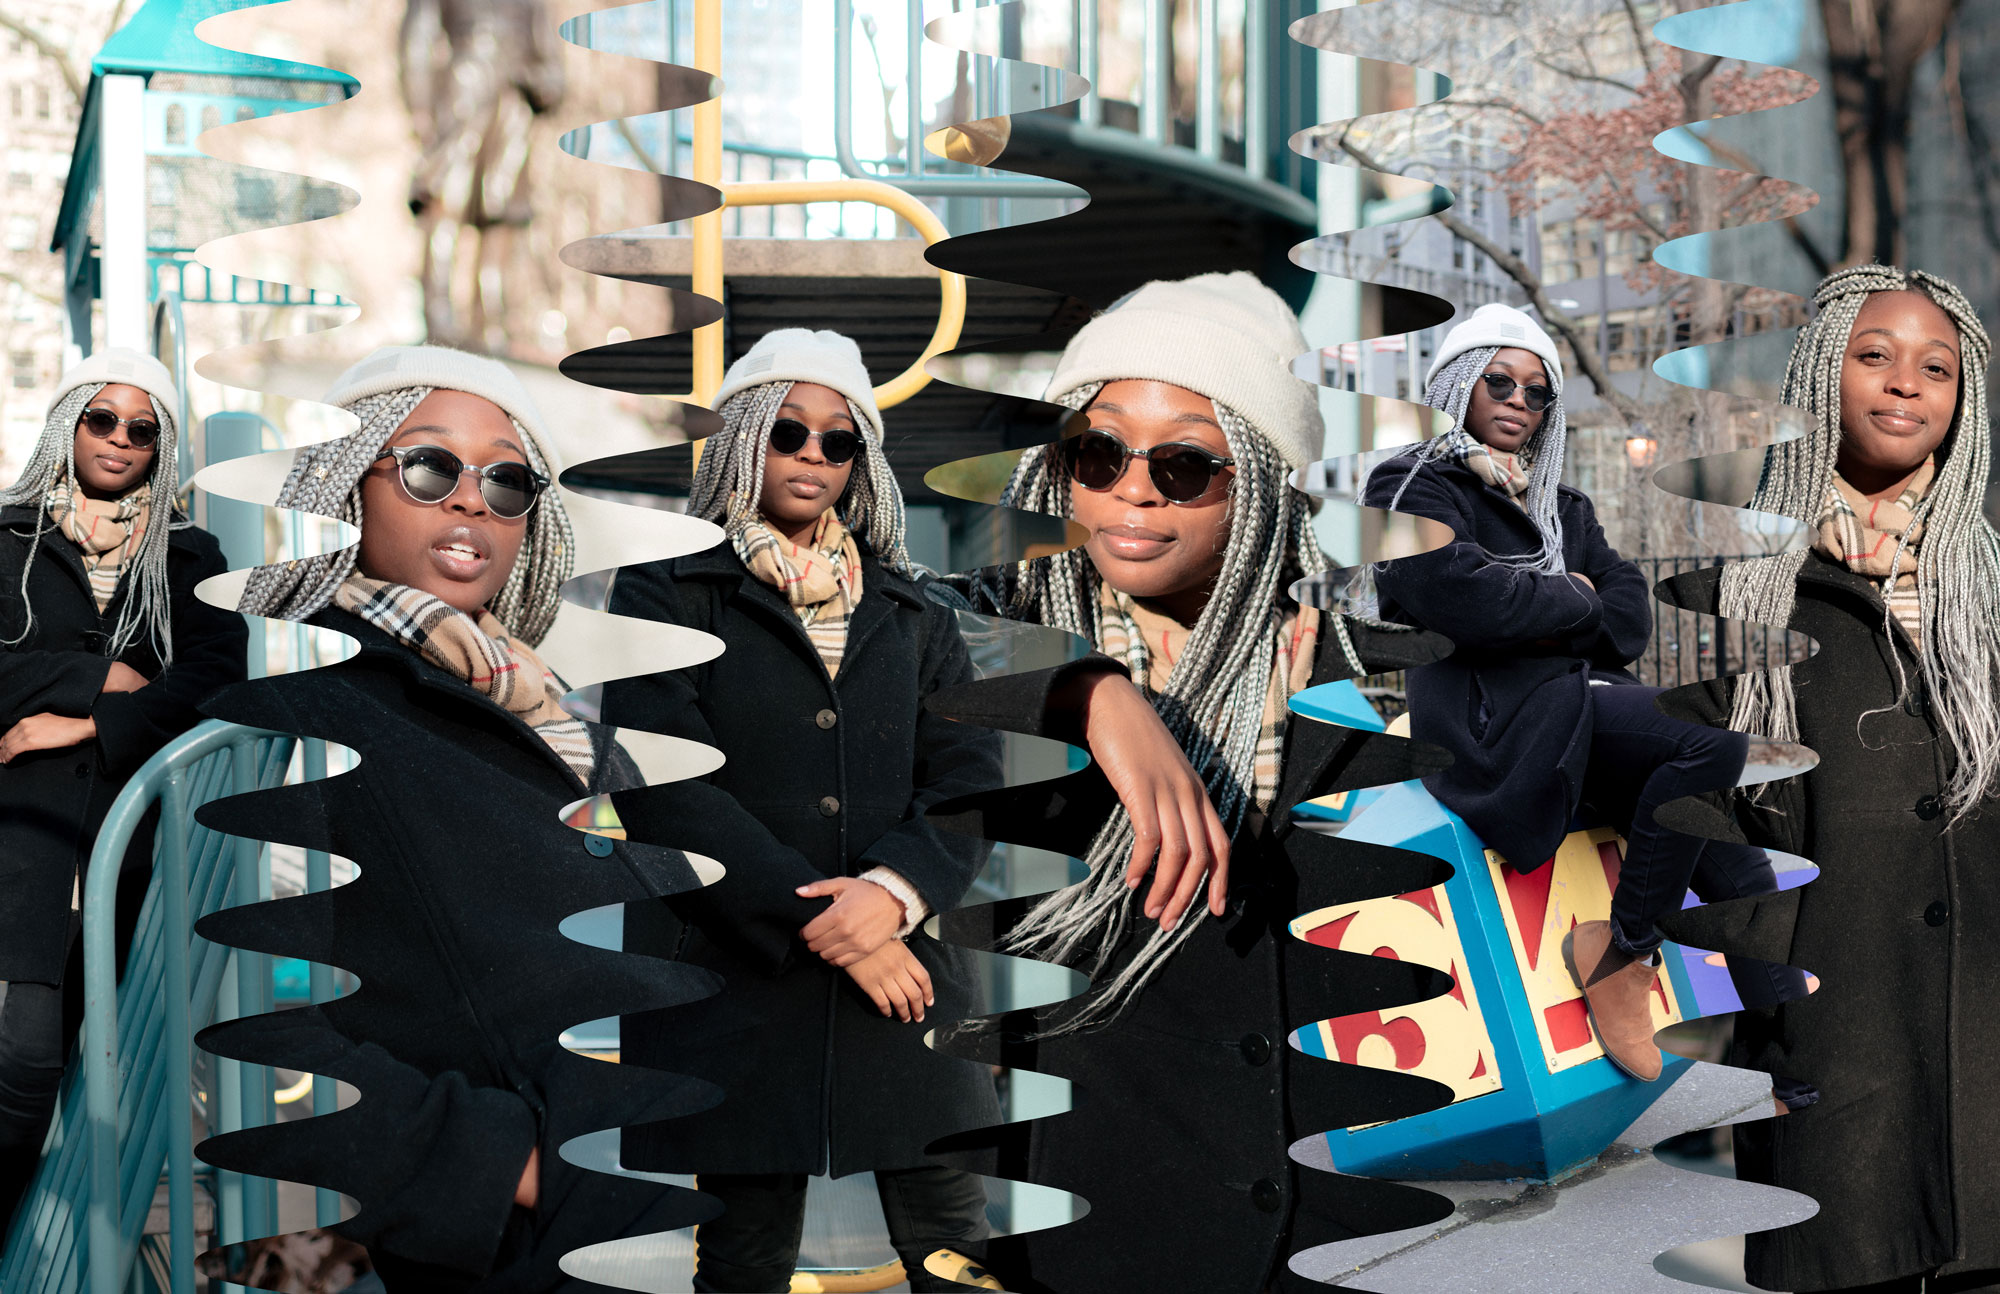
[716,178,965,410]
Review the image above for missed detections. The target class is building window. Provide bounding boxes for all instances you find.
[1451,236,1466,270]
[150,168,176,207]
[235,174,278,223]
[34,85,51,120]
[8,150,33,189]
[6,213,36,251]
[235,104,255,122]
[10,351,36,388]
[8,86,21,118]
[200,104,220,136]
[165,103,186,145]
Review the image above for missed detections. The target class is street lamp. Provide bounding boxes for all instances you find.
[1625,434,1658,467]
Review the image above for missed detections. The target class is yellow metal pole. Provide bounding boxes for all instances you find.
[691,0,725,408]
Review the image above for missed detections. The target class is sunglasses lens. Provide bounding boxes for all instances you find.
[1063,432,1125,491]
[819,430,862,465]
[1522,385,1554,412]
[398,448,462,503]
[1150,446,1223,502]
[479,462,539,517]
[769,419,810,455]
[125,421,160,448]
[80,410,119,437]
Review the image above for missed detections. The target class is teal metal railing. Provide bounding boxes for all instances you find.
[0,721,298,1294]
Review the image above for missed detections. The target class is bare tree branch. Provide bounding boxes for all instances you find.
[1336,127,1645,427]
[1622,0,1658,73]
[0,14,84,108]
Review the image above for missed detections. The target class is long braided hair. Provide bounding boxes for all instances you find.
[236,386,575,645]
[1,381,187,662]
[1367,344,1571,575]
[1720,264,2000,823]
[687,379,913,574]
[967,383,1329,1032]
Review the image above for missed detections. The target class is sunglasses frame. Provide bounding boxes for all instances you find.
[1476,372,1556,413]
[1060,429,1237,504]
[768,418,864,466]
[373,445,549,519]
[78,407,162,450]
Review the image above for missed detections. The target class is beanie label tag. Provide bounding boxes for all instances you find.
[738,353,775,376]
[353,353,401,380]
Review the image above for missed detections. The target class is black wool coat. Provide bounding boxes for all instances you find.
[1363,455,1653,870]
[601,545,1006,1177]
[0,503,246,983]
[923,621,1463,1294]
[1657,557,2000,1292]
[193,609,719,1292]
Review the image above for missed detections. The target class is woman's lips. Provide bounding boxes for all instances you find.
[783,474,827,499]
[1095,524,1173,560]
[430,531,490,581]
[94,454,132,473]
[1868,409,1927,434]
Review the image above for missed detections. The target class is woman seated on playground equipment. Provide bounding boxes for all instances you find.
[1360,304,1804,1085]
[938,271,1460,1294]
[0,349,246,1239]
[1665,265,2000,1294]
[602,328,1008,1293]
[203,346,712,1291]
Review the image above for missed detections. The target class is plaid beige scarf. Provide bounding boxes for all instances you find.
[733,507,864,678]
[334,575,595,784]
[1098,585,1320,813]
[1443,427,1533,511]
[47,476,150,612]
[1816,459,1932,649]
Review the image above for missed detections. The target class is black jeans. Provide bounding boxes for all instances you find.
[1579,683,1773,958]
[0,914,82,1237]
[693,1165,990,1293]
[1816,1272,2000,1294]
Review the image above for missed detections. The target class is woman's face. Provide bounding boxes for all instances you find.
[1462,347,1549,454]
[759,382,858,543]
[72,383,159,501]
[1838,289,1961,491]
[356,390,531,615]
[1066,379,1235,624]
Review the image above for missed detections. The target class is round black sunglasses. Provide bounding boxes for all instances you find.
[769,419,863,466]
[1478,372,1556,413]
[374,445,548,519]
[1059,430,1235,504]
[79,408,162,450]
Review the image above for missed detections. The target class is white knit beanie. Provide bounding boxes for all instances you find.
[323,345,563,472]
[1425,303,1566,393]
[1046,271,1323,472]
[712,328,884,442]
[55,347,181,430]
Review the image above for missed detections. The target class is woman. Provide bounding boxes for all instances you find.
[1359,303,1800,1084]
[197,346,715,1291]
[1659,265,2000,1293]
[0,349,246,1234]
[934,271,1464,1294]
[601,329,1007,1293]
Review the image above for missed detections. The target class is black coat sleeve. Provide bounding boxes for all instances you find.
[92,532,249,778]
[1559,498,1652,669]
[1365,462,1604,652]
[602,562,838,972]
[196,1006,533,1278]
[852,599,1004,917]
[0,647,112,727]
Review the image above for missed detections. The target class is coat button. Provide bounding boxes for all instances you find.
[584,833,615,857]
[815,709,837,730]
[1250,1178,1282,1212]
[819,796,840,817]
[1239,1033,1273,1066]
[74,762,89,779]
[1915,795,1943,820]
[1925,901,1948,927]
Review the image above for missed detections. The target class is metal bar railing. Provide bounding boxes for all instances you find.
[66,721,296,1294]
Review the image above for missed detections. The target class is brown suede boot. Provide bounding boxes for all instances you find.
[1562,919,1665,1082]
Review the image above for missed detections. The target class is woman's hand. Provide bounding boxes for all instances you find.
[844,940,934,1022]
[101,662,150,694]
[513,1145,540,1209]
[1570,572,1597,591]
[797,877,904,967]
[1072,671,1234,931]
[0,713,97,763]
